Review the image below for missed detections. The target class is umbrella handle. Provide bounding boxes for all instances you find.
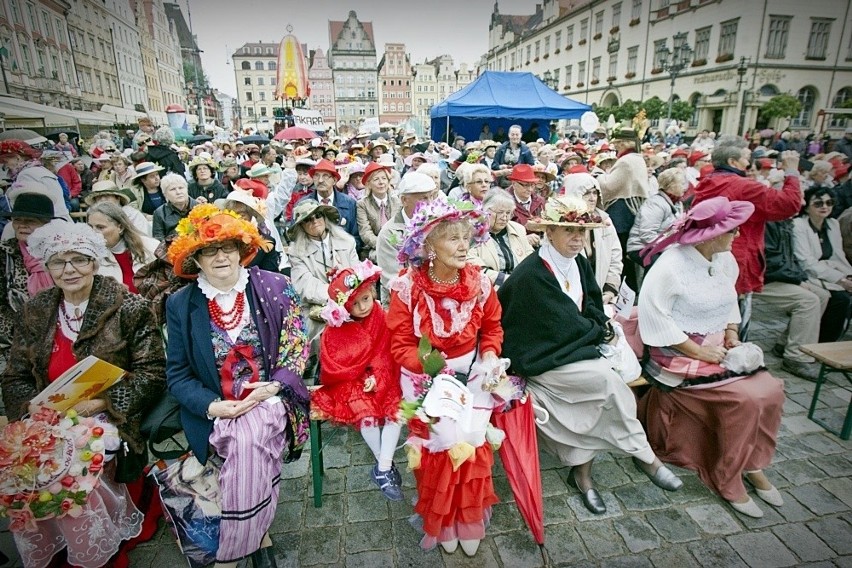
[532,402,549,425]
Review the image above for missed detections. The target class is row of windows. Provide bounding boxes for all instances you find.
[334,88,377,99]
[240,61,278,71]
[382,103,412,112]
[382,79,411,86]
[765,16,845,60]
[336,104,377,117]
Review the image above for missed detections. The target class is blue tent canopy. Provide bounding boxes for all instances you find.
[430,71,591,143]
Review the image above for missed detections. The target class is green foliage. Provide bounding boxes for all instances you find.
[593,97,693,123]
[417,336,446,378]
[759,94,802,120]
[834,98,852,121]
[183,60,209,90]
[669,100,695,122]
[640,96,667,120]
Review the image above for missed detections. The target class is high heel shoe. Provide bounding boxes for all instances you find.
[250,546,278,568]
[729,497,764,518]
[744,473,784,507]
[632,458,683,491]
[440,539,459,553]
[567,467,606,515]
[459,539,481,556]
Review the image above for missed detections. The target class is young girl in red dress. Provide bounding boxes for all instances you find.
[312,260,404,500]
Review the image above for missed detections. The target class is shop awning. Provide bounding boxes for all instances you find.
[0,96,76,129]
[100,104,147,125]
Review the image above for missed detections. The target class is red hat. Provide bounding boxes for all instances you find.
[0,140,40,160]
[756,158,774,170]
[308,159,341,182]
[361,161,392,185]
[507,164,539,183]
[671,148,689,159]
[834,163,851,180]
[597,143,612,152]
[323,260,382,325]
[687,151,708,167]
[234,178,269,199]
[699,164,714,177]
[572,143,588,155]
[568,164,589,174]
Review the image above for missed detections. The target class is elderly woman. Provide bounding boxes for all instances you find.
[88,201,159,293]
[563,171,623,303]
[188,155,228,203]
[455,163,493,205]
[356,162,402,262]
[498,195,682,516]
[131,161,166,216]
[627,167,686,270]
[147,125,185,175]
[221,191,283,273]
[109,153,136,189]
[792,186,852,341]
[165,204,309,568]
[468,188,533,290]
[2,221,165,567]
[153,173,198,241]
[638,197,786,518]
[387,199,504,556]
[288,199,359,339]
[804,159,835,190]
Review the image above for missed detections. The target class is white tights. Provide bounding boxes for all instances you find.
[360,419,402,471]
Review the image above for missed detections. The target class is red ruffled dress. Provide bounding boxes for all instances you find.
[387,264,504,549]
[313,303,401,426]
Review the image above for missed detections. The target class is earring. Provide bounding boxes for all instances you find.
[427,248,437,262]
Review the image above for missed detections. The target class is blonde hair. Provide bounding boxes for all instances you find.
[657,168,686,193]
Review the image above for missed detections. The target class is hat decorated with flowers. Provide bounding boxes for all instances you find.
[525,194,606,232]
[0,139,40,160]
[167,203,271,279]
[320,260,382,327]
[395,199,489,267]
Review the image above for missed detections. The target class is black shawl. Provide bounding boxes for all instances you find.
[498,250,608,377]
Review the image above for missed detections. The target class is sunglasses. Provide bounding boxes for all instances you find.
[302,212,325,223]
[197,243,239,257]
[811,199,834,208]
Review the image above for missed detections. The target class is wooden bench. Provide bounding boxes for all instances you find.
[800,342,852,440]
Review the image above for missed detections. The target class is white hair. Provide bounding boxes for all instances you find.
[160,172,188,193]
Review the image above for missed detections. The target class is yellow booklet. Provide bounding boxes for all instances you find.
[30,356,126,412]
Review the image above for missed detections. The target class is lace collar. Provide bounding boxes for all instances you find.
[197,267,249,300]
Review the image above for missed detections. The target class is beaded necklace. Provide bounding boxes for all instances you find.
[59,301,85,334]
[208,292,246,330]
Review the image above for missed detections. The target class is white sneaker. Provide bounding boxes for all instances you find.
[729,497,764,518]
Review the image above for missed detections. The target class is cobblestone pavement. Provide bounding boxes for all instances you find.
[2,302,851,567]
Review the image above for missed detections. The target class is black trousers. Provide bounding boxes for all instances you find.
[820,290,852,342]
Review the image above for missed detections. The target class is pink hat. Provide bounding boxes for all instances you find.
[640,196,754,264]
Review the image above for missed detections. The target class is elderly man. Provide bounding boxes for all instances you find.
[507,164,545,247]
[491,125,535,174]
[375,171,438,302]
[297,159,360,248]
[692,136,802,339]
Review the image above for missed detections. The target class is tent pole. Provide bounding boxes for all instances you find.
[446,115,449,143]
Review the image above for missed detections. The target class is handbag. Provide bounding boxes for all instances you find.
[140,391,185,460]
[598,321,643,384]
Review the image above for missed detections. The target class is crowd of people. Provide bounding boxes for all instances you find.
[0,117,850,567]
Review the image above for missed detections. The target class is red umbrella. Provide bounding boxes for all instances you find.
[274,126,318,141]
[491,393,549,564]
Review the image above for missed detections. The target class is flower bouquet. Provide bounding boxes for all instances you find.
[0,408,119,532]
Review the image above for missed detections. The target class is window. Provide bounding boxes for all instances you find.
[553,67,560,85]
[848,28,852,60]
[245,92,252,101]
[40,10,51,37]
[526,45,531,62]
[555,31,562,49]
[654,39,668,68]
[577,61,586,83]
[268,62,276,70]
[830,88,851,127]
[632,0,642,19]
[580,18,588,42]
[592,57,601,81]
[257,77,264,86]
[627,46,638,74]
[26,3,38,31]
[9,0,21,24]
[511,52,516,68]
[270,77,276,85]
[255,61,263,70]
[535,41,540,59]
[765,15,791,59]
[567,25,574,46]
[260,106,266,116]
[241,61,250,70]
[246,107,254,116]
[806,18,832,59]
[694,26,711,61]
[595,11,604,35]
[791,87,816,127]
[718,18,738,57]
[20,44,32,74]
[544,36,550,55]
[608,53,618,78]
[612,2,622,28]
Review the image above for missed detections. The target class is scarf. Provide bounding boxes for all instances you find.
[19,240,53,297]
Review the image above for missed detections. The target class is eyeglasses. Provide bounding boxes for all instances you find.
[301,212,325,224]
[514,181,535,188]
[490,210,513,218]
[46,256,94,272]
[811,199,835,208]
[197,243,240,257]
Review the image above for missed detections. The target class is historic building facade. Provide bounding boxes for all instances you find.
[66,0,122,110]
[106,0,147,111]
[328,11,378,128]
[377,43,412,125]
[308,47,336,128]
[484,0,852,135]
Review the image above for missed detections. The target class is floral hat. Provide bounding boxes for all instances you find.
[167,203,271,279]
[0,140,40,160]
[396,199,490,267]
[320,260,382,327]
[525,194,605,232]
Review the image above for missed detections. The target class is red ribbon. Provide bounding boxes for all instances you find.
[219,344,260,400]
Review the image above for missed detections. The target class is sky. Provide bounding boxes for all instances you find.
[187,0,542,97]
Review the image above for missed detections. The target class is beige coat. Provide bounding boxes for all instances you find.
[356,194,403,259]
[468,221,533,288]
[792,216,852,292]
[376,210,407,300]
[585,209,624,294]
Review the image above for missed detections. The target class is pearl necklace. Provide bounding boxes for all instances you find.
[208,292,246,330]
[428,265,460,285]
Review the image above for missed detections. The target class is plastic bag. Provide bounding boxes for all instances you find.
[150,454,223,568]
[598,320,643,383]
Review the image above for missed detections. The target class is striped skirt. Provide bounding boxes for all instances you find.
[209,397,288,563]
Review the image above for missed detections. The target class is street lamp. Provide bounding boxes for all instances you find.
[736,56,752,136]
[659,32,693,122]
[542,70,557,90]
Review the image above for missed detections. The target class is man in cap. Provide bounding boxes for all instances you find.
[296,159,360,248]
[507,164,545,247]
[308,138,326,162]
[234,140,249,163]
[375,171,439,303]
[122,129,135,150]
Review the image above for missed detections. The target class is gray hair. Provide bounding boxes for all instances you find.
[810,160,833,175]
[711,136,748,168]
[160,172,187,193]
[153,125,175,146]
[416,163,440,179]
[481,187,516,212]
[461,163,491,186]
[289,222,352,259]
[657,168,686,193]
[509,124,522,134]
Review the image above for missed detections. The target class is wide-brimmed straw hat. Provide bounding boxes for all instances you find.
[84,180,137,207]
[131,161,164,183]
[532,164,556,183]
[396,199,489,267]
[188,155,218,176]
[321,260,383,326]
[167,203,271,279]
[246,162,274,178]
[640,196,754,263]
[525,194,606,232]
[287,199,341,240]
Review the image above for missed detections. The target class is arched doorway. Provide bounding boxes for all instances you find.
[601,92,619,108]
[830,87,851,129]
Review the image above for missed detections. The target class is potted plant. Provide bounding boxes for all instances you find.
[625,72,636,79]
[629,17,640,26]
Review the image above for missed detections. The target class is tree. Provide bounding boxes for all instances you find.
[669,100,695,123]
[183,60,209,91]
[759,94,802,121]
[640,96,666,120]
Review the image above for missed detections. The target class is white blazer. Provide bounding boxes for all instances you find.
[792,216,852,291]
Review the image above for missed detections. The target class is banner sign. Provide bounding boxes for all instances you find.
[291,108,326,131]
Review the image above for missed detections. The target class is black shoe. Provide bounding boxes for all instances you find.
[632,457,683,491]
[772,344,785,358]
[781,358,821,382]
[251,546,278,568]
[567,467,606,514]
